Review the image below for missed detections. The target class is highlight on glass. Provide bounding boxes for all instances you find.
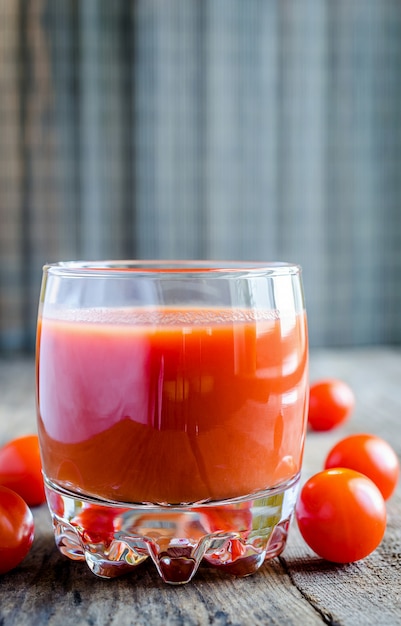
[36,260,309,584]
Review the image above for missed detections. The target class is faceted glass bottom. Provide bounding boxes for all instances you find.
[44,475,300,585]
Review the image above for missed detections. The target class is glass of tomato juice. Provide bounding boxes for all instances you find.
[36,260,308,584]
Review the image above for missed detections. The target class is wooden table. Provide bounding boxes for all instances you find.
[1,349,401,625]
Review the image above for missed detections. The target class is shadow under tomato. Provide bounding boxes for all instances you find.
[278,554,359,575]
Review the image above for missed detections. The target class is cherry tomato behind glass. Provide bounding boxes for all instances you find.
[0,435,46,507]
[308,379,355,431]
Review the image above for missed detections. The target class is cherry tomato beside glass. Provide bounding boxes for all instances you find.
[0,486,35,575]
[0,435,46,507]
[308,379,355,431]
[295,468,386,563]
[324,433,400,501]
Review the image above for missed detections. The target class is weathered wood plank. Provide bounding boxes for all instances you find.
[0,350,400,625]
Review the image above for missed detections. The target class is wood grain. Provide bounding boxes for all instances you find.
[1,349,401,625]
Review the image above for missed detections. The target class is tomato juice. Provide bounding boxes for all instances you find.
[37,307,308,505]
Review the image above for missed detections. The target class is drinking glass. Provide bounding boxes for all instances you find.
[36,260,308,584]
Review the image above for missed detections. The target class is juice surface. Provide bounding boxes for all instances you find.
[36,307,308,504]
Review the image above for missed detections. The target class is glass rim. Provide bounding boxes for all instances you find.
[43,260,302,278]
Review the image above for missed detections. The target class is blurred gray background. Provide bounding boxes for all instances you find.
[1,0,401,352]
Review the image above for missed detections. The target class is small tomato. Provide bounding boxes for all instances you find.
[325,433,399,500]
[308,379,355,431]
[0,486,35,575]
[295,468,386,563]
[0,435,46,506]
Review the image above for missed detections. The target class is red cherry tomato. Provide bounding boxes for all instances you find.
[0,486,35,574]
[324,433,400,501]
[308,379,355,431]
[0,435,46,506]
[295,468,386,563]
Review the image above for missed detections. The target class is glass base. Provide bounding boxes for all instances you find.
[44,475,300,585]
